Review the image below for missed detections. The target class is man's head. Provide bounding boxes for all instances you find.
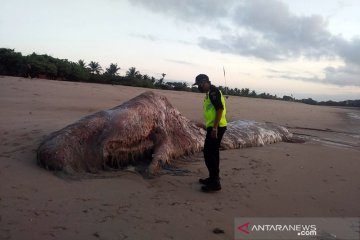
[193,74,210,93]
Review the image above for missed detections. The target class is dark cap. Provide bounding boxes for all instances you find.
[193,74,209,86]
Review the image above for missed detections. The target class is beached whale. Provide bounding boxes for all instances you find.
[37,91,293,175]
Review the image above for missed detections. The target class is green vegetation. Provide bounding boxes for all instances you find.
[0,48,358,107]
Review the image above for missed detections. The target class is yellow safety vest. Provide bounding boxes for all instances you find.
[203,89,227,128]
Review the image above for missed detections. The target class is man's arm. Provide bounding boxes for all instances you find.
[211,109,223,138]
[209,89,224,138]
[213,109,223,129]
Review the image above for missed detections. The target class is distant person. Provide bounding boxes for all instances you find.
[193,74,227,192]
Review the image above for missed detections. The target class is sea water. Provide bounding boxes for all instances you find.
[347,112,360,121]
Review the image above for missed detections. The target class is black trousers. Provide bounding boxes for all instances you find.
[203,126,226,181]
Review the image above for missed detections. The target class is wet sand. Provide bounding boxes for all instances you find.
[0,76,359,239]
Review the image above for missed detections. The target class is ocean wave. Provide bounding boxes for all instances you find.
[347,112,360,120]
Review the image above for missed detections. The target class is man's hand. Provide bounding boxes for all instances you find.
[194,122,206,130]
[211,128,218,138]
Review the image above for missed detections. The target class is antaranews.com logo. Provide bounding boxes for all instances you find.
[234,217,359,240]
[238,222,317,236]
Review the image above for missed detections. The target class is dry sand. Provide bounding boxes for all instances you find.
[0,76,359,239]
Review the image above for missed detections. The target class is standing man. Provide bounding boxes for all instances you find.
[193,74,227,192]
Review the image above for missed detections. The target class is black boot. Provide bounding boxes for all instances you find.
[201,179,221,192]
[199,177,221,185]
[199,177,211,185]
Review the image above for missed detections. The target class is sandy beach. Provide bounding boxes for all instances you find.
[0,76,359,240]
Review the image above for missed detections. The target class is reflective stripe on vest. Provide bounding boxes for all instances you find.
[203,90,227,128]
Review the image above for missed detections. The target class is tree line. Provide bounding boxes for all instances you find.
[0,48,358,107]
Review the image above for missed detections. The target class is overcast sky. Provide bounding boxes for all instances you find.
[1,0,359,100]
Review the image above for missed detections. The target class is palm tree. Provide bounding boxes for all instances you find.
[78,59,86,68]
[88,61,102,74]
[161,73,166,80]
[241,88,250,96]
[154,73,166,88]
[142,74,150,81]
[249,90,257,97]
[126,67,141,79]
[105,63,120,76]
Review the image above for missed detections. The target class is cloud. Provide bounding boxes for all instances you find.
[200,32,292,61]
[268,64,360,87]
[164,58,198,66]
[335,37,360,65]
[201,0,336,60]
[131,0,342,61]
[130,33,194,46]
[131,33,159,41]
[131,0,234,23]
[267,72,323,84]
[129,0,360,87]
[323,64,360,86]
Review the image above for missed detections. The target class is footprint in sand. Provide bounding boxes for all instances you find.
[154,219,170,224]
[53,226,67,231]
[232,167,243,171]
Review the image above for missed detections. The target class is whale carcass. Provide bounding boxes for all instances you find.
[37,91,293,175]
